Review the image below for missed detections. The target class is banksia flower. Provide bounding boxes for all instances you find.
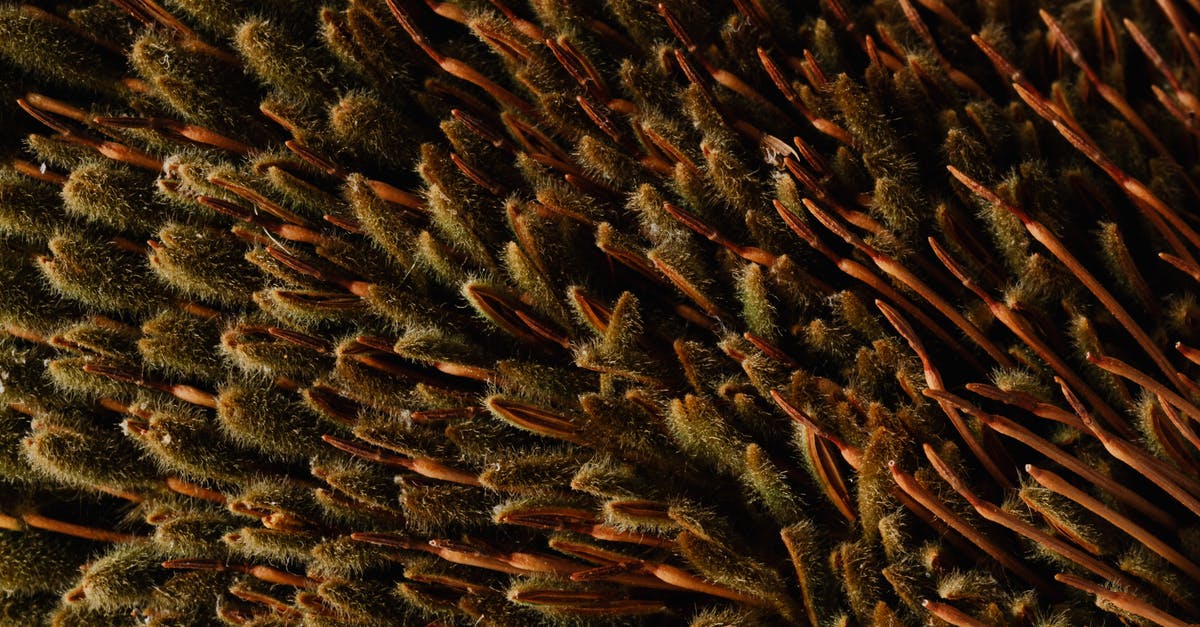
[5,0,1200,625]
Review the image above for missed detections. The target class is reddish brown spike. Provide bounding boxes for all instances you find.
[209,176,312,226]
[743,332,798,368]
[82,363,218,409]
[876,300,1014,490]
[266,245,371,297]
[323,213,365,234]
[451,108,511,151]
[471,19,535,64]
[387,0,534,114]
[758,48,813,120]
[94,116,253,154]
[1051,118,1200,264]
[922,599,989,627]
[897,0,986,99]
[655,3,697,52]
[804,199,1012,368]
[1155,0,1200,76]
[646,251,730,324]
[887,459,1046,590]
[639,125,700,175]
[1041,10,1191,195]
[913,0,970,32]
[776,199,985,373]
[1152,86,1200,138]
[929,388,1177,529]
[487,397,583,443]
[449,152,505,196]
[285,140,347,178]
[558,36,609,99]
[1160,251,1200,283]
[1153,398,1200,466]
[10,159,67,184]
[928,238,1133,437]
[1124,18,1190,99]
[575,96,631,150]
[228,581,302,619]
[498,504,672,549]
[662,202,776,266]
[800,49,829,88]
[1059,376,1200,517]
[923,445,1138,593]
[1055,573,1192,627]
[163,560,314,588]
[545,38,596,98]
[1027,464,1200,584]
[949,166,1189,395]
[771,390,861,468]
[671,49,720,109]
[165,477,227,504]
[410,407,480,422]
[324,434,482,486]
[466,284,567,348]
[1087,353,1200,427]
[805,428,856,523]
[570,561,642,582]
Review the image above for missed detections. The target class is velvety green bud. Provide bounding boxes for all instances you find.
[345,174,418,269]
[217,384,325,459]
[0,245,76,333]
[0,6,122,91]
[310,535,395,579]
[138,309,225,382]
[50,320,138,362]
[313,458,397,514]
[330,92,418,169]
[421,145,502,273]
[39,230,167,314]
[229,477,322,526]
[743,444,803,526]
[255,287,370,328]
[24,411,162,490]
[321,1,415,97]
[150,223,257,305]
[502,241,570,328]
[0,169,65,241]
[130,31,263,140]
[147,571,229,624]
[132,406,270,482]
[479,448,584,493]
[46,356,141,400]
[666,395,747,476]
[225,526,318,562]
[399,482,493,533]
[257,158,341,219]
[77,543,164,610]
[574,291,664,386]
[737,263,778,340]
[47,604,133,627]
[221,322,329,380]
[151,509,236,558]
[678,531,796,620]
[0,530,87,594]
[23,135,95,171]
[62,162,167,234]
[317,578,404,626]
[0,593,57,625]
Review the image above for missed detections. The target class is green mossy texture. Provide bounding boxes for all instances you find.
[0,0,1199,625]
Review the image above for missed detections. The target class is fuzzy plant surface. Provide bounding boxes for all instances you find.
[3,0,1200,625]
